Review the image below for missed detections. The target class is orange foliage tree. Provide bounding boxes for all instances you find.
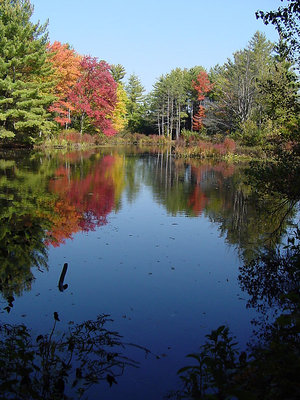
[192,71,214,131]
[47,41,82,127]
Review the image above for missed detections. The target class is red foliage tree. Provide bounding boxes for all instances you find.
[192,71,214,131]
[192,106,205,131]
[69,57,118,136]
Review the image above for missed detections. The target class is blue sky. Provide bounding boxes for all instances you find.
[32,0,281,92]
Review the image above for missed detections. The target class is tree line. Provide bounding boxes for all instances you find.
[0,0,299,146]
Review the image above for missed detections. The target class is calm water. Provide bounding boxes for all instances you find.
[0,147,295,399]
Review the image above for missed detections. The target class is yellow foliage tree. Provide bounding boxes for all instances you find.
[111,84,128,132]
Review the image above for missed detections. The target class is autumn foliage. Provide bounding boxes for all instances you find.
[47,42,82,127]
[192,71,214,131]
[192,106,206,131]
[47,43,118,136]
[47,41,82,95]
[69,57,117,136]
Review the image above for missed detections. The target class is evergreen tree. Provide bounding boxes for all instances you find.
[0,0,55,144]
[110,64,126,84]
[207,32,274,134]
[125,73,145,132]
[150,67,203,138]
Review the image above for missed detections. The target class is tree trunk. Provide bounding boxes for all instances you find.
[80,112,85,134]
[170,98,174,139]
[167,92,170,138]
[162,104,165,136]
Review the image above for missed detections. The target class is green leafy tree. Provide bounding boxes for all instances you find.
[150,68,196,138]
[258,60,299,137]
[0,0,55,144]
[207,32,275,139]
[256,0,300,68]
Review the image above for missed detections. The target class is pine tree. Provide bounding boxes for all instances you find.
[110,64,126,84]
[125,73,145,132]
[0,0,55,144]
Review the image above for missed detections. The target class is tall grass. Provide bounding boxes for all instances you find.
[174,137,236,159]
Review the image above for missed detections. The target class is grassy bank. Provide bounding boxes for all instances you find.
[20,130,283,162]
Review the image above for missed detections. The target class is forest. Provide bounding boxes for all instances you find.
[0,0,299,152]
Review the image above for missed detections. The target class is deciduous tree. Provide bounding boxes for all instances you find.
[69,56,117,135]
[112,84,128,132]
[47,41,81,127]
[256,0,300,68]
[192,71,214,131]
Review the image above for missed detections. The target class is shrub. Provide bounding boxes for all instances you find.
[223,137,236,152]
[174,137,237,159]
[235,119,265,146]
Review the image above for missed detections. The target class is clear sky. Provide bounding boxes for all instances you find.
[31,0,281,92]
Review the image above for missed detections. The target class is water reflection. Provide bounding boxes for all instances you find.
[0,148,298,399]
[46,153,125,246]
[169,150,300,400]
[171,228,300,400]
[0,156,50,301]
[0,313,143,400]
[0,148,296,302]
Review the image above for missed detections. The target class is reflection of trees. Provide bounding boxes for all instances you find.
[203,173,296,263]
[172,306,299,400]
[143,152,198,216]
[0,151,126,299]
[0,313,143,400]
[141,154,294,262]
[239,234,300,316]
[0,215,48,299]
[124,156,141,203]
[47,154,125,246]
[172,147,300,400]
[0,157,55,299]
[1,148,297,302]
[236,148,300,330]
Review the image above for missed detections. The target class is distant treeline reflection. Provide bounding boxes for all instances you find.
[0,149,296,301]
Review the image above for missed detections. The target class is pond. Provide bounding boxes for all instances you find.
[0,147,296,399]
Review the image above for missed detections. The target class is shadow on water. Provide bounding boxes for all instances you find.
[0,311,151,400]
